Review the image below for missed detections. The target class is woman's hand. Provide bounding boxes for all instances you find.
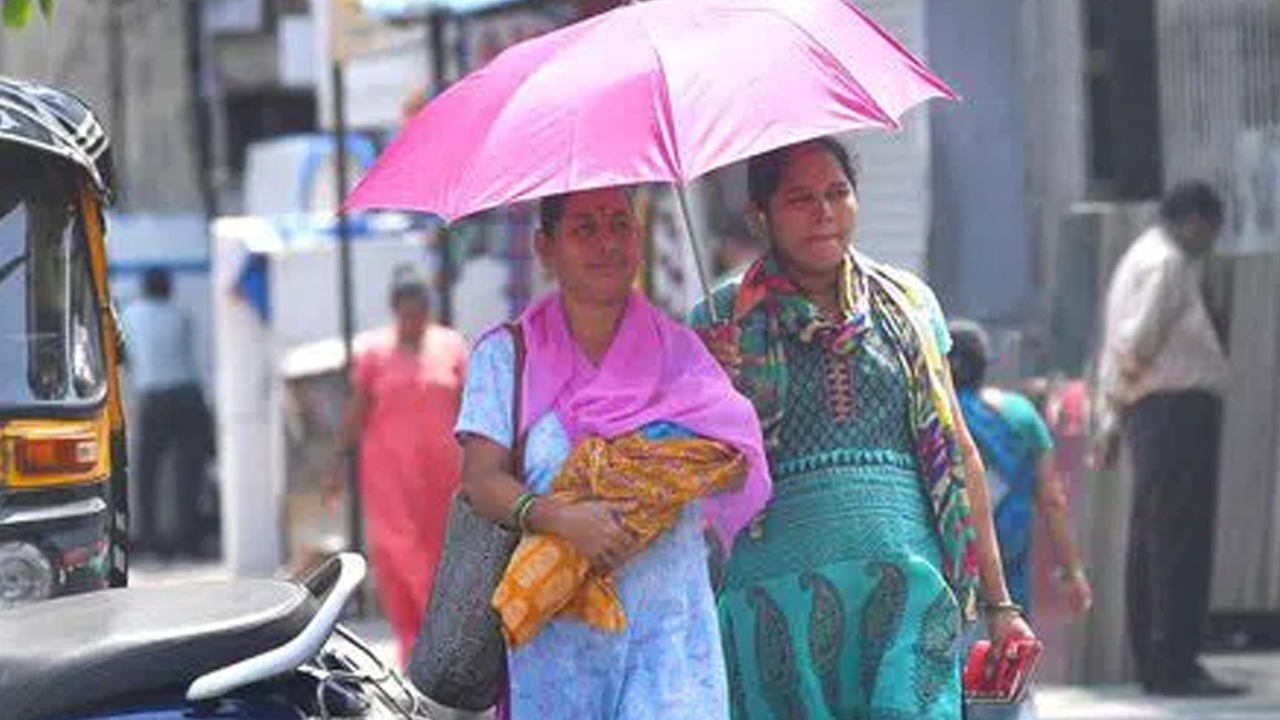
[1088,428,1122,471]
[545,500,638,572]
[321,452,351,511]
[1063,575,1094,616]
[987,607,1037,648]
[695,323,742,377]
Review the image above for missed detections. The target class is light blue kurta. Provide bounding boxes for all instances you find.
[455,330,730,720]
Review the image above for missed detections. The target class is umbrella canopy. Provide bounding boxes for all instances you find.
[343,0,955,222]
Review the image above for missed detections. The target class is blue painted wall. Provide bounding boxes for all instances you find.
[924,0,1034,328]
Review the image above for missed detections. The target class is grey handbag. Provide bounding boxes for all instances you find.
[408,324,526,711]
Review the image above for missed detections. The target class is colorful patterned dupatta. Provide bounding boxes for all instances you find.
[729,252,980,619]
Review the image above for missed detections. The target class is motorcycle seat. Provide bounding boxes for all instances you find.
[0,578,319,720]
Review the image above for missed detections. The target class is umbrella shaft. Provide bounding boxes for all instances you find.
[675,186,720,324]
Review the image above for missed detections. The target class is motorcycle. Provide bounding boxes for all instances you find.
[0,553,437,719]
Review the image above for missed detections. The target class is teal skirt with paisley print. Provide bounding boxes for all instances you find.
[717,453,963,720]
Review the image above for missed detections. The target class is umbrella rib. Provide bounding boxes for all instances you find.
[780,17,899,129]
[836,2,958,101]
[635,12,686,179]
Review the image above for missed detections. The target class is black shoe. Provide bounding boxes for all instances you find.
[1149,675,1247,698]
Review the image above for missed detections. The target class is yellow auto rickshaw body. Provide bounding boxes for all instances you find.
[0,76,129,606]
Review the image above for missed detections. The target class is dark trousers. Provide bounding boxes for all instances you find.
[1122,390,1223,687]
[133,383,211,557]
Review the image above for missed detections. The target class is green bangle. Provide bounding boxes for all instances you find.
[517,495,539,533]
[507,492,536,531]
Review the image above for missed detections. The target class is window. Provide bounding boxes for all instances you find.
[0,147,107,408]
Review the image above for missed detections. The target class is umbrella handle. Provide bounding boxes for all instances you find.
[675,185,721,325]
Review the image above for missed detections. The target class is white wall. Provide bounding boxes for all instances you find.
[212,217,432,575]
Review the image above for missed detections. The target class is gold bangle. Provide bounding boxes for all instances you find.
[984,600,1025,617]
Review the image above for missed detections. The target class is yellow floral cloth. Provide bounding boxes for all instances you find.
[492,432,746,647]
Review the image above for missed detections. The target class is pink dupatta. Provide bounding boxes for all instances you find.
[516,291,771,547]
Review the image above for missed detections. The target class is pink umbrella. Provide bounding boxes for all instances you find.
[344,0,955,316]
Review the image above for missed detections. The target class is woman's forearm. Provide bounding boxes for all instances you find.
[1045,506,1084,576]
[465,468,570,537]
[463,468,525,522]
[1037,458,1085,574]
[337,390,368,452]
[963,441,1013,605]
[331,390,369,473]
[460,439,564,534]
[946,386,1014,606]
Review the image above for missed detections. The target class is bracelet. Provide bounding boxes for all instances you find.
[1054,564,1087,584]
[517,495,539,533]
[507,492,536,532]
[983,600,1025,617]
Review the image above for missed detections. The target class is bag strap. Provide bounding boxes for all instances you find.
[505,322,527,481]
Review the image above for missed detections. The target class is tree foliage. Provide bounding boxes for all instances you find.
[4,0,55,29]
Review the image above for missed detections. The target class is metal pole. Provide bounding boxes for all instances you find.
[331,62,365,565]
[187,0,217,220]
[107,0,127,208]
[675,184,720,323]
[429,9,457,327]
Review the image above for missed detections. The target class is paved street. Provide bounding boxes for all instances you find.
[1037,654,1280,720]
[131,560,1280,719]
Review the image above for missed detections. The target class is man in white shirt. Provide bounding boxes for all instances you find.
[1098,182,1239,697]
[121,267,212,562]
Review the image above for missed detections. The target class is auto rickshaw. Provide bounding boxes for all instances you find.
[0,76,128,606]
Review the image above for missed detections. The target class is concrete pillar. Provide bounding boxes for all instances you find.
[1212,253,1280,617]
[924,0,1032,326]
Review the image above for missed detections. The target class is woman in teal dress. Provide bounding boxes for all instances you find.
[690,138,1035,720]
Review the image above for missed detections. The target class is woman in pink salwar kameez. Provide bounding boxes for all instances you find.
[331,264,469,664]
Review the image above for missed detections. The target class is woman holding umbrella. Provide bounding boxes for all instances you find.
[691,138,1036,719]
[454,187,771,719]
